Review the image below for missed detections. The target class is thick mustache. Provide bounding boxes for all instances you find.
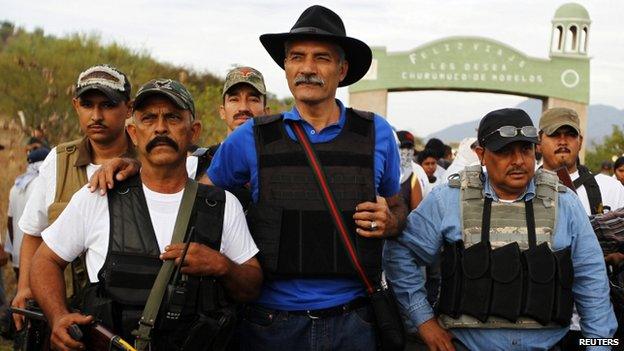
[146,136,179,153]
[555,147,571,154]
[87,122,106,128]
[233,111,253,120]
[295,75,324,86]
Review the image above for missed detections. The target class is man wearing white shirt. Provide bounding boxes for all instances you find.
[30,78,262,350]
[12,64,138,329]
[538,107,624,350]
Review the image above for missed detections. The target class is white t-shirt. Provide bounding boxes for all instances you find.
[7,180,37,268]
[42,184,258,282]
[18,147,198,237]
[571,170,624,215]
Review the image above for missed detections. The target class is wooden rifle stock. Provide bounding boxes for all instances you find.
[555,166,576,193]
[9,306,136,351]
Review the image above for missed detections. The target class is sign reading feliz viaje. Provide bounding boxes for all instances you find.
[352,36,588,104]
[349,2,592,156]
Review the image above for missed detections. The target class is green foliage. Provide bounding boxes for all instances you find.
[586,125,624,172]
[0,22,292,146]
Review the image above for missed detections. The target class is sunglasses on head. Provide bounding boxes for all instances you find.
[482,125,538,141]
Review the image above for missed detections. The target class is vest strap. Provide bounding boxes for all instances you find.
[134,179,198,351]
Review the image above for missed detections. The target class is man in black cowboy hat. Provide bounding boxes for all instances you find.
[206,5,406,350]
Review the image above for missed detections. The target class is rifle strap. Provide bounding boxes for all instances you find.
[289,121,375,294]
[133,178,198,351]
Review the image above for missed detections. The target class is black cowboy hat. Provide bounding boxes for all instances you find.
[259,5,372,87]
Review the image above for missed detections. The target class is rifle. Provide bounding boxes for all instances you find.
[554,166,576,193]
[10,306,136,351]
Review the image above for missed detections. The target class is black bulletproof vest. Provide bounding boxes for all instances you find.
[247,108,381,282]
[84,175,229,347]
[573,165,604,214]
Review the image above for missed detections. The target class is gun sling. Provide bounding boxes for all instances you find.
[290,121,405,351]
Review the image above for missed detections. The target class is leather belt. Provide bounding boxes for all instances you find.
[289,297,369,319]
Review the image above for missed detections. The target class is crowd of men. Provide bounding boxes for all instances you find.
[0,4,621,351]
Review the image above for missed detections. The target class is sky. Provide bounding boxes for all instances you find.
[1,0,622,138]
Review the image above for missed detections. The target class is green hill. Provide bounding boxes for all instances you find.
[0,21,291,145]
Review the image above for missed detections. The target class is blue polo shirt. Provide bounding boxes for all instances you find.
[208,99,400,310]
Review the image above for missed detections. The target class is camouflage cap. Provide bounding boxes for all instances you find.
[134,78,196,119]
[222,67,266,97]
[539,107,581,136]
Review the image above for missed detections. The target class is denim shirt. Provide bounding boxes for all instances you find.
[383,175,617,351]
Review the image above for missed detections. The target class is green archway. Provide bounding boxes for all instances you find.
[349,3,591,156]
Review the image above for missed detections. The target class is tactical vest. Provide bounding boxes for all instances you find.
[247,109,381,282]
[48,138,88,224]
[82,175,233,350]
[48,138,89,299]
[438,165,574,329]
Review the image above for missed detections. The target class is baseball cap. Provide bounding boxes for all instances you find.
[222,67,266,97]
[396,131,415,148]
[539,107,581,136]
[75,64,131,103]
[134,79,196,119]
[477,108,538,152]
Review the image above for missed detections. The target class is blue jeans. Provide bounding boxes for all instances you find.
[238,303,378,351]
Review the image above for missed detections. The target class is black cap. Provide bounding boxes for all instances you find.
[75,64,131,103]
[477,108,538,151]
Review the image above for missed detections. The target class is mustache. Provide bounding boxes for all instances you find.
[294,74,325,86]
[146,136,179,153]
[87,122,106,128]
[555,147,571,154]
[233,111,253,120]
[506,166,527,175]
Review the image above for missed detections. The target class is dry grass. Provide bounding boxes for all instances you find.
[0,121,35,349]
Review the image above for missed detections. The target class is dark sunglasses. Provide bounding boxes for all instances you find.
[482,125,538,141]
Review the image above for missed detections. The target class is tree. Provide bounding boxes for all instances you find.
[586,125,624,172]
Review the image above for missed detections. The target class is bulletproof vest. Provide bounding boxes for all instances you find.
[247,109,381,282]
[573,165,604,215]
[83,175,231,349]
[438,165,574,329]
[48,138,89,300]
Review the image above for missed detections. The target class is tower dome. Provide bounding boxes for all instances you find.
[550,3,591,58]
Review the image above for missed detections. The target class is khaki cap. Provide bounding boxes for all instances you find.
[539,107,581,136]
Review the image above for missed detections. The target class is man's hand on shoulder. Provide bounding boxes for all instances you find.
[160,243,229,276]
[353,195,407,238]
[88,157,140,195]
[418,318,455,351]
[50,312,93,351]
